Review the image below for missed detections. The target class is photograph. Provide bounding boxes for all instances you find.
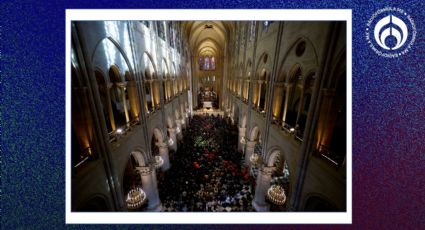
[3,1,423,228]
[67,10,350,224]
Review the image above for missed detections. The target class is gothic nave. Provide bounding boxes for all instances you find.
[71,20,347,213]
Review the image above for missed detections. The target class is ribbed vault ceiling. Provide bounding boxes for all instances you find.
[182,21,234,57]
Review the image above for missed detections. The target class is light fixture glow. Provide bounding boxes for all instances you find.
[267,185,286,206]
[126,186,147,210]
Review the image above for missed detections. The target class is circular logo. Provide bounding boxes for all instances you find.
[366,7,416,58]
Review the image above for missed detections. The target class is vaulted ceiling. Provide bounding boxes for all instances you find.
[182,21,234,57]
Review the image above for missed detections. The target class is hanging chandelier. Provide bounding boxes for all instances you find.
[154,155,164,169]
[267,185,286,206]
[126,186,147,210]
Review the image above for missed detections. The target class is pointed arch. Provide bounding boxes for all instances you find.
[130,148,149,167]
[91,36,135,82]
[142,51,158,80]
[255,52,270,80]
[249,126,261,142]
[161,58,170,79]
[152,127,165,144]
[277,37,319,84]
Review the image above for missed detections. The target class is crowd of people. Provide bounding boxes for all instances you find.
[157,114,255,212]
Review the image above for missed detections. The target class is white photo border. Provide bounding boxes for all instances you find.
[66,9,352,224]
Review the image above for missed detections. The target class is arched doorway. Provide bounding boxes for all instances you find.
[245,126,262,166]
[142,52,157,113]
[124,71,140,124]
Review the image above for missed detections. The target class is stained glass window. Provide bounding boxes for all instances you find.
[199,56,216,71]
[211,56,216,70]
[204,56,210,70]
[199,56,203,70]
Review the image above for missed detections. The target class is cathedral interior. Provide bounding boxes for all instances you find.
[71,20,347,212]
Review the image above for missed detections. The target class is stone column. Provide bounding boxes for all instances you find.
[282,83,291,124]
[253,166,275,212]
[244,140,257,166]
[316,89,337,148]
[157,143,170,171]
[296,86,305,125]
[238,126,247,152]
[245,80,250,101]
[127,80,139,120]
[164,80,168,101]
[257,81,262,108]
[136,166,162,212]
[168,80,172,100]
[239,79,242,97]
[105,83,116,131]
[167,128,178,152]
[149,80,155,110]
[116,82,130,126]
[271,84,283,120]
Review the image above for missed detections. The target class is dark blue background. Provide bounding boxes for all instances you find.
[2,0,424,229]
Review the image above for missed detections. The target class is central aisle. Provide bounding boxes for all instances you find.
[158,114,255,212]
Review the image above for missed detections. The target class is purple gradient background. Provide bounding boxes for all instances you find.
[1,0,424,229]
